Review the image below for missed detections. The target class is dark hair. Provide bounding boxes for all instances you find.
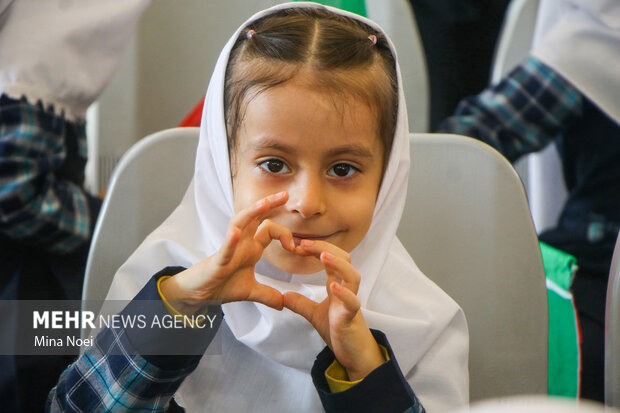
[224,7,398,167]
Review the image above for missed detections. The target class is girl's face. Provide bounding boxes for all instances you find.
[232,77,385,274]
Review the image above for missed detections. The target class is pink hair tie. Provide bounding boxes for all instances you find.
[247,29,256,40]
[368,34,377,46]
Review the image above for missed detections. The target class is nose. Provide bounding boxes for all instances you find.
[286,173,326,218]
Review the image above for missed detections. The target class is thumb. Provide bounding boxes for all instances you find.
[247,282,284,310]
[283,292,318,324]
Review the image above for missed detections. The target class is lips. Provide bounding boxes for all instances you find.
[291,232,334,246]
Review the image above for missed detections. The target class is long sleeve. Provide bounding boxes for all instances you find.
[311,329,426,413]
[47,267,220,412]
[0,95,100,254]
[46,325,198,412]
[437,56,583,162]
[0,0,150,254]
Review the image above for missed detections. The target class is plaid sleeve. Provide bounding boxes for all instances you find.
[437,56,583,162]
[46,270,211,412]
[46,326,195,413]
[0,94,93,254]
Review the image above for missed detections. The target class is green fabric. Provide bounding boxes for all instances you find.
[292,0,367,16]
[540,241,579,398]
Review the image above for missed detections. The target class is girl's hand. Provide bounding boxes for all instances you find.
[283,240,386,381]
[161,191,295,312]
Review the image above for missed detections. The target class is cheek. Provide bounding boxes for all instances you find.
[354,200,376,233]
[338,192,377,242]
[231,177,250,213]
[232,168,286,213]
[231,159,262,211]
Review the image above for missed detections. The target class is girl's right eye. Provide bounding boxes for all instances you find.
[258,159,291,174]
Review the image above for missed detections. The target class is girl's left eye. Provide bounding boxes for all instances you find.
[259,159,290,174]
[328,163,358,178]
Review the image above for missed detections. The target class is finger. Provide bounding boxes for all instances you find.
[218,226,241,266]
[283,292,319,324]
[247,283,284,311]
[321,252,361,294]
[263,190,289,208]
[231,192,288,231]
[330,281,361,321]
[254,219,295,251]
[295,239,351,263]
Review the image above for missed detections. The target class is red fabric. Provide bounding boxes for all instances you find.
[178,97,205,127]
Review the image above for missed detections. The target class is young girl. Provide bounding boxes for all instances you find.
[49,3,468,412]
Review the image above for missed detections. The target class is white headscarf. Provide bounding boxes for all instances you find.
[105,3,468,412]
[531,0,620,124]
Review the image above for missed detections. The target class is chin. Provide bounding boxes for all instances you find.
[264,246,323,274]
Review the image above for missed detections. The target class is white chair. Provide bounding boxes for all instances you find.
[397,133,548,401]
[491,0,539,85]
[491,0,567,235]
[456,395,608,413]
[81,127,199,319]
[491,0,537,197]
[606,232,620,407]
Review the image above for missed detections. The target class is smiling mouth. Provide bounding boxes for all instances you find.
[291,233,334,246]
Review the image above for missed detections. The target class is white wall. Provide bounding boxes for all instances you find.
[89,0,260,192]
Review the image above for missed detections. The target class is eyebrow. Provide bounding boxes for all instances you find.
[250,137,375,159]
[251,139,297,154]
[328,144,374,159]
